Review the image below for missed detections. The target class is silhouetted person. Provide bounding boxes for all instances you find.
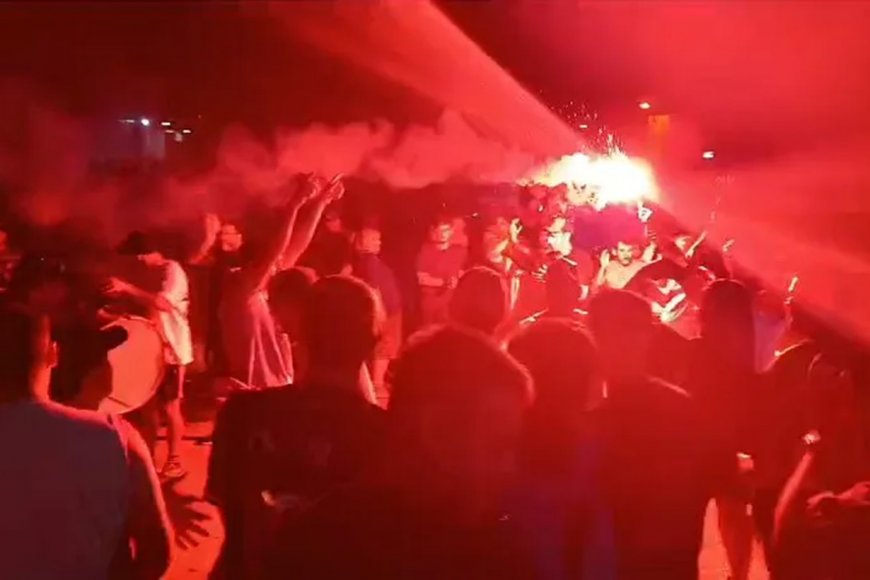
[772,356,870,579]
[207,275,384,580]
[267,267,318,379]
[0,306,172,579]
[416,217,467,326]
[353,224,402,402]
[448,266,509,336]
[508,320,615,579]
[690,279,760,580]
[265,326,533,580]
[589,290,730,579]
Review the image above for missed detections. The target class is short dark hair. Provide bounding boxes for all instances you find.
[588,289,653,337]
[700,279,755,369]
[388,326,532,445]
[268,267,317,309]
[448,267,507,335]
[117,231,158,256]
[302,275,380,369]
[508,320,599,474]
[508,319,598,410]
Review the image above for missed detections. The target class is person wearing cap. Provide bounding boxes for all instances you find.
[0,306,172,579]
[107,231,194,481]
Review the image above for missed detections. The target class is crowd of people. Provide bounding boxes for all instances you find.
[1,172,868,580]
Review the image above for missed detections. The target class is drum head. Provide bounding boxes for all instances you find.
[99,317,165,414]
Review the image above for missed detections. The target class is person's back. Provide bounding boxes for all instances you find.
[595,376,723,578]
[0,306,170,580]
[0,401,131,578]
[265,326,534,580]
[208,275,386,579]
[589,290,730,578]
[207,384,384,579]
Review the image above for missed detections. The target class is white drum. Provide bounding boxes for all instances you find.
[99,316,165,414]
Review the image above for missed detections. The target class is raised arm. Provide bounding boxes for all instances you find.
[280,178,345,270]
[188,213,221,266]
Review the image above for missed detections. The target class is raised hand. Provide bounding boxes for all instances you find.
[204,213,221,240]
[599,249,611,269]
[286,174,323,210]
[322,175,346,204]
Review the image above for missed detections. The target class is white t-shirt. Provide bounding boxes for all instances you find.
[0,401,131,579]
[158,260,194,366]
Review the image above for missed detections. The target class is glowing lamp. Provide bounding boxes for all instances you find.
[181,129,192,135]
[702,150,715,160]
[638,101,651,110]
[140,118,151,127]
[160,121,172,127]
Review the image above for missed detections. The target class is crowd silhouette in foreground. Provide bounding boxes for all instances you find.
[1,174,868,580]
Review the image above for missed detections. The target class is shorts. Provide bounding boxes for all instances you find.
[158,364,185,403]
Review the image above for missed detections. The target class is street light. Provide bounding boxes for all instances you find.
[702,150,715,160]
[638,101,651,110]
[140,118,151,127]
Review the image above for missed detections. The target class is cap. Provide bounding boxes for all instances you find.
[51,323,128,399]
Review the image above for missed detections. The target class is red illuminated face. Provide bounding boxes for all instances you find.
[356,228,382,255]
[219,224,244,253]
[430,223,454,245]
[616,242,636,266]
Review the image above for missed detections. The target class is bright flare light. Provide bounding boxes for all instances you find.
[702,150,715,160]
[527,152,658,208]
[140,118,151,127]
[638,101,651,110]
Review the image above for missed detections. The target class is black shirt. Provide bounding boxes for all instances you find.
[596,377,733,579]
[264,484,531,580]
[206,383,385,580]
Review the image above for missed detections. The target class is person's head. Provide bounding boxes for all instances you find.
[615,240,637,266]
[448,267,508,336]
[50,323,128,410]
[545,259,579,314]
[509,321,600,467]
[588,289,654,381]
[218,222,244,253]
[700,279,755,370]
[0,307,55,402]
[5,254,71,316]
[317,233,354,276]
[387,326,532,519]
[482,217,509,256]
[117,231,163,267]
[268,267,317,344]
[806,353,858,427]
[354,226,382,256]
[302,275,381,377]
[323,206,343,234]
[429,218,454,247]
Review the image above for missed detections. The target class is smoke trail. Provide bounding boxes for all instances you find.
[260,1,581,158]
